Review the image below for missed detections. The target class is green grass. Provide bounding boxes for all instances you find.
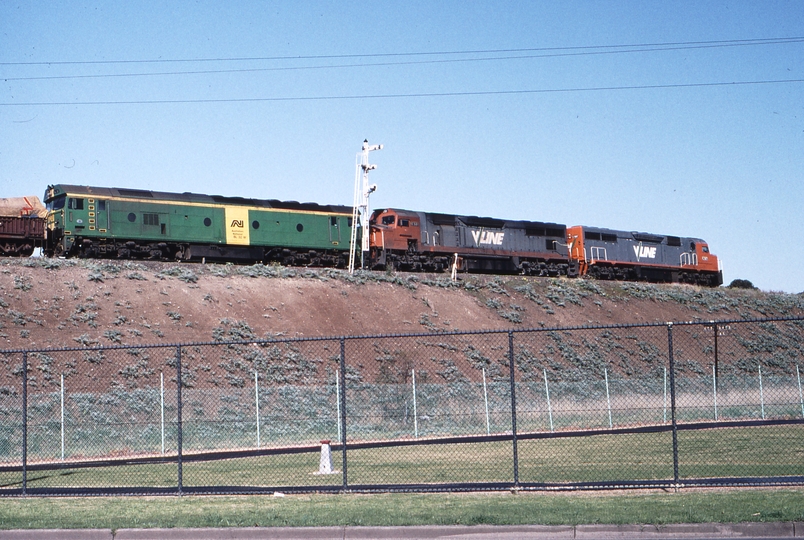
[2,424,801,490]
[0,489,802,529]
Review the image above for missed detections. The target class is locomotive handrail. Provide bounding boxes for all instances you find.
[680,252,697,267]
[590,246,607,263]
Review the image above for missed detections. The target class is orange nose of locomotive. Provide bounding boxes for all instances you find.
[695,242,719,273]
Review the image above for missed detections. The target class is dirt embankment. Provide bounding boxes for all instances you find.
[1,258,802,390]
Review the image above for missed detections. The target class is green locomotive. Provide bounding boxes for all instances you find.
[43,184,355,266]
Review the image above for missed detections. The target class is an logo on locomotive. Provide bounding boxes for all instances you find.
[633,245,657,260]
[471,230,504,246]
[230,220,244,228]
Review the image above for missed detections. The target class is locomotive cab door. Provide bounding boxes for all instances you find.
[94,199,110,233]
[329,216,341,245]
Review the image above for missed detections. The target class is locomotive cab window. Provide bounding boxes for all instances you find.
[331,217,338,226]
[382,215,395,225]
[48,196,66,211]
[98,200,106,211]
[399,219,410,227]
[702,246,709,253]
[68,198,84,210]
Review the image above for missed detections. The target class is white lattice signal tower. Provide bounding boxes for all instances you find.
[348,139,383,274]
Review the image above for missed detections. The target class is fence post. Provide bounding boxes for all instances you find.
[508,331,519,487]
[482,368,490,435]
[604,368,612,429]
[712,365,718,421]
[160,372,165,455]
[255,371,260,448]
[713,321,719,391]
[543,368,553,432]
[61,373,65,461]
[22,352,27,496]
[339,338,348,491]
[176,345,183,495]
[797,365,803,418]
[336,369,342,443]
[412,369,419,438]
[667,323,680,486]
[758,365,765,420]
[663,367,667,424]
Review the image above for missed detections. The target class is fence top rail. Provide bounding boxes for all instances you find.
[2,315,802,356]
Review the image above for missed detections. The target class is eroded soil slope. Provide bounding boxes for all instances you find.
[1,258,802,391]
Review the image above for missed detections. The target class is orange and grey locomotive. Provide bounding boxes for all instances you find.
[369,208,722,286]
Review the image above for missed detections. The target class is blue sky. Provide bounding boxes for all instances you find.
[2,1,802,292]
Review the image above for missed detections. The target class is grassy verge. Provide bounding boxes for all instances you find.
[5,425,801,490]
[0,489,802,530]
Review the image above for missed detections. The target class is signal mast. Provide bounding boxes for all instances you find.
[348,139,383,274]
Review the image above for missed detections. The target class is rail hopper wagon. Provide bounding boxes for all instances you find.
[43,184,355,266]
[0,196,46,257]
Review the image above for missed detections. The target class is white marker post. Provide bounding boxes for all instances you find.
[315,440,336,475]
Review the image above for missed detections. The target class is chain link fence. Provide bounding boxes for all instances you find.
[1,316,802,495]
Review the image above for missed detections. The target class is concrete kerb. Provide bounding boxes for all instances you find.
[0,523,802,540]
[574,522,801,538]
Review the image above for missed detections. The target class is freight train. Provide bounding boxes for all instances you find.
[0,184,722,286]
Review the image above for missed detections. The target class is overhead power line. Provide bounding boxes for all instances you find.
[5,38,804,82]
[1,78,802,107]
[1,36,802,68]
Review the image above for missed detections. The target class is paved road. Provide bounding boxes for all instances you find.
[0,523,801,539]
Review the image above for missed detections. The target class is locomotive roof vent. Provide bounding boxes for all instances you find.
[117,189,154,198]
[631,232,664,243]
